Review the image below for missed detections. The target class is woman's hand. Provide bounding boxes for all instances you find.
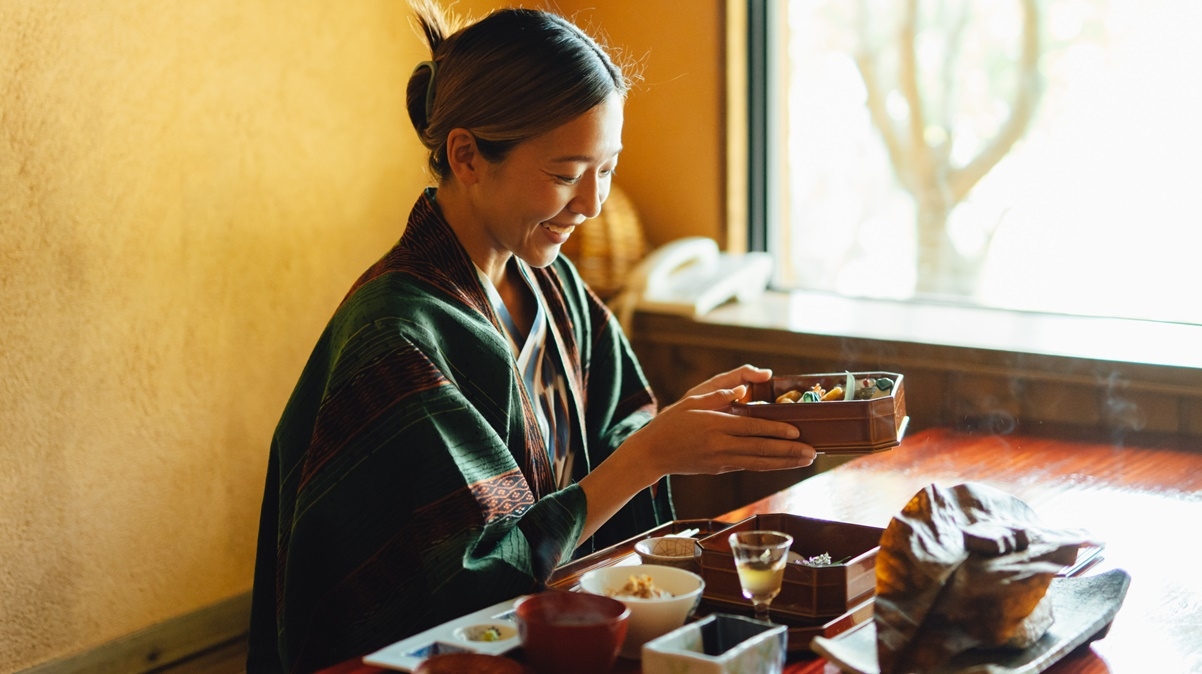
[630,375,817,478]
[680,363,773,401]
[575,364,814,545]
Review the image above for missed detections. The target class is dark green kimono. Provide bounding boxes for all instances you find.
[247,191,672,673]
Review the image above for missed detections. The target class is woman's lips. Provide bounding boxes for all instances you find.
[541,222,575,238]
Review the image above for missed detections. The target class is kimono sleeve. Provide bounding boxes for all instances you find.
[249,321,585,673]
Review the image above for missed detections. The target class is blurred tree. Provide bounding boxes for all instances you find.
[853,0,1042,296]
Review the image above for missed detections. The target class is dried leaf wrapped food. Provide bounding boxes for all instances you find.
[874,482,1089,673]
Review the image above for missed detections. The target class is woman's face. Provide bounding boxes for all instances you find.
[471,93,624,270]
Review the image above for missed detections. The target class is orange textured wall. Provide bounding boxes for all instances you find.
[0,1,428,669]
[0,1,724,670]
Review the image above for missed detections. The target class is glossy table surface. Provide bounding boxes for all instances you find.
[322,427,1202,673]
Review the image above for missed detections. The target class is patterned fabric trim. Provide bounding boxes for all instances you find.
[341,189,555,498]
[476,260,578,490]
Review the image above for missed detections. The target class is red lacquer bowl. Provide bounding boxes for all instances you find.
[514,591,630,674]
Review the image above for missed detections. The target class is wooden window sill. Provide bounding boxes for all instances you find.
[689,291,1202,369]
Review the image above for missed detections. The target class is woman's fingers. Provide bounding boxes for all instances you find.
[628,378,819,478]
[682,364,773,399]
[672,386,749,411]
[701,435,816,473]
[659,409,815,471]
[673,389,800,439]
[708,364,772,388]
[711,413,802,441]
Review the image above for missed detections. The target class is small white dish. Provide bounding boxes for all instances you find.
[451,622,518,644]
[642,613,787,674]
[363,597,524,672]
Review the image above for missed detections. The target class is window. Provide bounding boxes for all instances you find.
[755,0,1202,326]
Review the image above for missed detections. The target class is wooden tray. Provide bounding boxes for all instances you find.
[547,518,874,654]
[695,597,874,655]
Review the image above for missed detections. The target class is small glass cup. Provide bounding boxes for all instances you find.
[729,530,794,622]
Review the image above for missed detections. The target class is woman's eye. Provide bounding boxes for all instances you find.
[554,167,615,184]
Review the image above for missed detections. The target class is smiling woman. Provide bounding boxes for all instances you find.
[244,2,815,673]
[436,93,623,284]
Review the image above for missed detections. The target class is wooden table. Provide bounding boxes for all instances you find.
[322,427,1202,673]
[767,427,1202,674]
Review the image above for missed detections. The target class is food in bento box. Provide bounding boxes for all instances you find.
[769,374,895,404]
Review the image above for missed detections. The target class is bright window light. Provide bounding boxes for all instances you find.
[775,0,1202,325]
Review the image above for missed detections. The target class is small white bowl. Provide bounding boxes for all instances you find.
[635,536,702,570]
[579,564,705,659]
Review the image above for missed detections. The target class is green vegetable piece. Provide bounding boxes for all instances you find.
[801,390,823,403]
[875,377,895,392]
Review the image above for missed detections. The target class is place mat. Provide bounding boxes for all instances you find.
[810,569,1131,674]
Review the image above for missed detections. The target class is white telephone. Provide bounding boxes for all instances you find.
[610,237,773,329]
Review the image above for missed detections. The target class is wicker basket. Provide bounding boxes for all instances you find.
[559,183,647,300]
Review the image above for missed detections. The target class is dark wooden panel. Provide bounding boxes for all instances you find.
[20,593,250,674]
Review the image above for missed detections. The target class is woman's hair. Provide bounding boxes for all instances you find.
[406,1,631,182]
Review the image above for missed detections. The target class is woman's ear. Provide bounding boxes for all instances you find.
[446,128,482,186]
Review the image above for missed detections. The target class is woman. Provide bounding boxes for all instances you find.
[247,3,816,672]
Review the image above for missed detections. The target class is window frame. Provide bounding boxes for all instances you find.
[745,0,772,254]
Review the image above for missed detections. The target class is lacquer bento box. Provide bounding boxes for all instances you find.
[731,372,908,454]
[698,514,886,620]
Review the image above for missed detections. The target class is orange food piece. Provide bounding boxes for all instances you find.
[820,386,844,401]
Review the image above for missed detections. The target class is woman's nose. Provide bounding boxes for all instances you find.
[569,176,606,219]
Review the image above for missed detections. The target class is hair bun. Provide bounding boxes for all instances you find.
[407,60,437,134]
[406,4,627,183]
[415,61,437,127]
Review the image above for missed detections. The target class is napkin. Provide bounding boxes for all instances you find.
[873,482,1089,674]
